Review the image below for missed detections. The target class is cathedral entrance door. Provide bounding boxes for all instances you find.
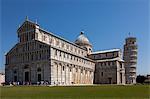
[38,74,41,82]
[108,77,112,84]
[14,76,17,82]
[25,72,29,82]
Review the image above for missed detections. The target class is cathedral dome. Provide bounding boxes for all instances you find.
[75,31,92,46]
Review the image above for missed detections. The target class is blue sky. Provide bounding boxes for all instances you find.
[1,0,149,75]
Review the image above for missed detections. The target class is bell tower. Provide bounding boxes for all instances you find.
[123,35,138,84]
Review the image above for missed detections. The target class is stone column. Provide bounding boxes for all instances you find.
[85,70,87,84]
[65,65,69,85]
[58,63,61,85]
[76,66,79,84]
[18,64,23,83]
[51,62,58,85]
[70,66,73,84]
[43,63,51,82]
[62,65,65,85]
[116,61,120,84]
[50,64,54,85]
[56,64,58,85]
[60,64,62,85]
[91,71,94,84]
[83,69,85,84]
[87,70,90,84]
[72,66,75,84]
[75,66,78,84]
[78,67,80,84]
[30,63,36,83]
[68,65,70,85]
[64,65,66,85]
[81,69,83,84]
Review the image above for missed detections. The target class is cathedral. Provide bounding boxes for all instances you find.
[5,18,137,85]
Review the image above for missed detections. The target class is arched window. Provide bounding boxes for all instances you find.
[69,67,72,72]
[81,69,83,73]
[89,48,91,51]
[14,70,17,74]
[101,72,103,76]
[24,65,29,69]
[62,66,65,71]
[37,67,41,72]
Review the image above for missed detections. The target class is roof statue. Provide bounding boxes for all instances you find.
[25,16,28,21]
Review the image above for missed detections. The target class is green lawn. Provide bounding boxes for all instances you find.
[1,85,149,99]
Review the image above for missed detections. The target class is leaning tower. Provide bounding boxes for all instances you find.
[123,37,138,84]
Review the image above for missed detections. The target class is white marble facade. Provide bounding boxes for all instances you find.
[5,19,94,85]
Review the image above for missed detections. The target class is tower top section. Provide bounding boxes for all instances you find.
[125,37,137,45]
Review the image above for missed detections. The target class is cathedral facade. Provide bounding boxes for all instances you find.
[5,18,137,85]
[5,19,95,85]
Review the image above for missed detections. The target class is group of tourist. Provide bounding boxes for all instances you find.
[7,81,50,86]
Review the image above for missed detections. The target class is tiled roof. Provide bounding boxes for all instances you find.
[91,49,121,54]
